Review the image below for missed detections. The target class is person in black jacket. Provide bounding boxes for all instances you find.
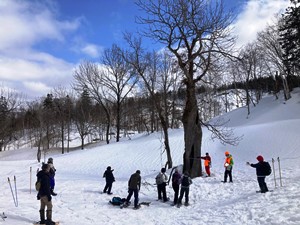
[103,166,115,194]
[125,170,141,209]
[36,163,55,225]
[247,155,270,193]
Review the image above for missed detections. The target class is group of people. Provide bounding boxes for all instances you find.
[155,167,193,207]
[101,150,270,210]
[36,151,270,222]
[199,151,269,193]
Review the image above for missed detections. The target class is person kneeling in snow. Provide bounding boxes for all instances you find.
[247,155,271,193]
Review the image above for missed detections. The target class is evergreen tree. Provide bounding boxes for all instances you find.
[279,0,300,73]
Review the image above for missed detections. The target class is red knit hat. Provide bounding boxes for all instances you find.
[256,155,264,162]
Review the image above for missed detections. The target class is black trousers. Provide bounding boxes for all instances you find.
[224,167,233,182]
[178,187,189,204]
[157,183,168,201]
[126,188,139,207]
[172,183,179,204]
[103,181,113,193]
[257,176,269,193]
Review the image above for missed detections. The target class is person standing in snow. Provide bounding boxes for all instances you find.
[223,151,234,183]
[247,155,270,193]
[171,168,181,206]
[155,168,169,202]
[103,166,115,194]
[47,158,57,196]
[125,170,141,209]
[36,163,56,225]
[200,152,211,177]
[177,171,192,206]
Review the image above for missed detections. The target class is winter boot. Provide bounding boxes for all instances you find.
[50,189,57,196]
[46,210,55,225]
[46,221,56,225]
[39,210,45,224]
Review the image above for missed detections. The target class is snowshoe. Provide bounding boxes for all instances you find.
[1,212,7,221]
[133,205,141,210]
[140,202,151,206]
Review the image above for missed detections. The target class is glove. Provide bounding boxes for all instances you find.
[47,195,52,201]
[224,163,229,167]
[37,194,40,200]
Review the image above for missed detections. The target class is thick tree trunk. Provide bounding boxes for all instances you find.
[61,121,65,154]
[182,82,202,178]
[162,123,172,169]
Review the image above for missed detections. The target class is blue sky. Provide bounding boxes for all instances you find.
[0,0,290,99]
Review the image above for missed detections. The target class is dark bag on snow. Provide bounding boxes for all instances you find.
[109,197,126,206]
[262,162,272,176]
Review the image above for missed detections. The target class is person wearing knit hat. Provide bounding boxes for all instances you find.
[47,158,57,196]
[247,155,271,193]
[223,151,234,183]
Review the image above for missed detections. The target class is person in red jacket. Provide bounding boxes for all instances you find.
[200,152,211,177]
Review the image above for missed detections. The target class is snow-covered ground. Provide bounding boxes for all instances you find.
[1,89,300,225]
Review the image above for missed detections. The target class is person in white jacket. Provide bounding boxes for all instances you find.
[155,168,168,202]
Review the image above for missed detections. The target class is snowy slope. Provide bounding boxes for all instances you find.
[1,89,300,225]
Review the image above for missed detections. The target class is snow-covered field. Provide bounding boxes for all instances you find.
[1,89,300,225]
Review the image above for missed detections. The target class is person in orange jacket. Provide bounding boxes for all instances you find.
[223,151,234,183]
[200,152,211,177]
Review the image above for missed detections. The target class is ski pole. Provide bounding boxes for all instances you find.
[8,177,17,207]
[277,157,283,187]
[30,167,32,194]
[14,176,18,207]
[272,158,277,188]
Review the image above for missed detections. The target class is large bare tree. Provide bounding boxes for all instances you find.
[136,0,235,177]
[73,61,112,144]
[101,44,138,142]
[124,35,180,168]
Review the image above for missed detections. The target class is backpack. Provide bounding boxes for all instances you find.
[172,173,181,185]
[35,179,41,191]
[181,176,190,187]
[109,197,126,206]
[155,173,164,185]
[262,162,272,176]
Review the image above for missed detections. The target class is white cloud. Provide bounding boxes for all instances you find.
[0,0,81,98]
[0,0,80,51]
[233,0,290,48]
[23,81,52,96]
[81,44,102,58]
